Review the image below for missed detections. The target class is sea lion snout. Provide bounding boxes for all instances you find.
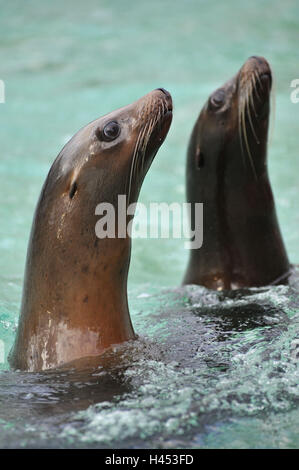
[248,55,267,64]
[156,87,172,102]
[156,87,169,96]
[152,88,173,112]
[240,56,272,89]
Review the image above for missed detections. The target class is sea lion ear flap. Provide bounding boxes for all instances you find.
[195,146,204,169]
[69,181,78,199]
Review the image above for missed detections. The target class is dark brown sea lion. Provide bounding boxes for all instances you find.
[9,88,173,371]
[183,56,290,290]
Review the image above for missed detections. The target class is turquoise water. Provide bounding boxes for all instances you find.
[0,0,298,449]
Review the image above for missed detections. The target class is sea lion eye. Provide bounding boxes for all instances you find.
[99,121,121,142]
[210,90,225,108]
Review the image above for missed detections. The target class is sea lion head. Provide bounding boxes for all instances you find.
[189,56,272,183]
[10,89,173,371]
[49,87,173,211]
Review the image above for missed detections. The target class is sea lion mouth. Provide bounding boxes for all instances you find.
[237,56,272,179]
[152,88,173,139]
[238,56,272,102]
[156,87,173,109]
[144,91,173,164]
[127,89,173,203]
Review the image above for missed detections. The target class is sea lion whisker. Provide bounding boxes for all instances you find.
[251,71,260,99]
[127,96,169,205]
[253,70,262,102]
[269,72,275,146]
[133,117,153,193]
[241,102,257,180]
[140,101,164,174]
[238,96,247,168]
[255,69,263,87]
[246,87,260,144]
[127,128,144,205]
[139,120,152,176]
[248,78,258,118]
[161,98,167,118]
[239,94,249,162]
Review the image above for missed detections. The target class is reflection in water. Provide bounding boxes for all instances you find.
[0,365,131,419]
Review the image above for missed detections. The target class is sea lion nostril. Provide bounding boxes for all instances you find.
[156,88,171,98]
[259,73,272,89]
[260,73,270,81]
[156,88,173,113]
[249,55,265,64]
[248,56,270,69]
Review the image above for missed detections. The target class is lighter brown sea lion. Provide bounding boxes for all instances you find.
[9,88,173,371]
[183,57,290,290]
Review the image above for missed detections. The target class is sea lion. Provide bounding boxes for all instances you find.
[183,56,290,290]
[9,88,173,371]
